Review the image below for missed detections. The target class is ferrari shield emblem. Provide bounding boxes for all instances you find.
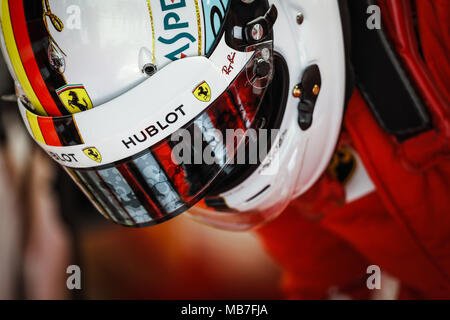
[83,147,102,163]
[56,84,93,114]
[193,81,211,102]
[327,146,357,185]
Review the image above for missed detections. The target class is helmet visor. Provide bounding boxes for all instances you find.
[61,43,274,227]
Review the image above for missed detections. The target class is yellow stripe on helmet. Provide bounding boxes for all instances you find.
[0,0,48,116]
[194,0,202,56]
[26,110,46,144]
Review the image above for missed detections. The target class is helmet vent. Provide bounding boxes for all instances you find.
[139,47,157,77]
[142,63,157,77]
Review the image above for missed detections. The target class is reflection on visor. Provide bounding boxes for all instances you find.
[67,53,272,227]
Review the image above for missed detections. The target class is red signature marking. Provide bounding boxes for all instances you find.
[222,52,236,75]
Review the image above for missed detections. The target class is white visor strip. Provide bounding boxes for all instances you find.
[19,38,255,169]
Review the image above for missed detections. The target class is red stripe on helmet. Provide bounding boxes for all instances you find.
[37,116,62,146]
[8,0,63,117]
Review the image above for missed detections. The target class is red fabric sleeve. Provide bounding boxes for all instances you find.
[257,90,450,299]
[416,0,450,105]
[257,177,372,299]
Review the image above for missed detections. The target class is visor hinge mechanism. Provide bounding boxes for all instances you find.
[244,5,278,44]
[293,65,322,131]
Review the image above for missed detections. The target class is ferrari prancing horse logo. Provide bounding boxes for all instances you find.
[193,81,211,102]
[83,147,102,163]
[328,146,357,185]
[56,84,93,114]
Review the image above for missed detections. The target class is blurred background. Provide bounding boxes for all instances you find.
[0,50,283,300]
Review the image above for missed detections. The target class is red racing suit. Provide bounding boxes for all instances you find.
[257,0,450,299]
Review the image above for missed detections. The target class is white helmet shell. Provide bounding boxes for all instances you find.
[1,0,347,229]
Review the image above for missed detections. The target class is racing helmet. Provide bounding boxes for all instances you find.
[0,0,347,230]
